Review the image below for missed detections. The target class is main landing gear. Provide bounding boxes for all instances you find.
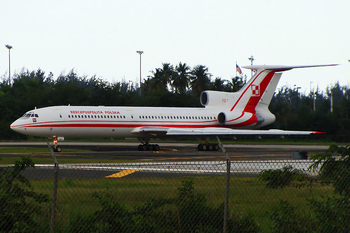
[196,137,220,151]
[137,144,160,151]
[197,143,220,151]
[137,138,160,151]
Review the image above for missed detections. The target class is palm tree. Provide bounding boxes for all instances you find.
[173,62,191,93]
[231,75,246,92]
[149,63,174,92]
[190,65,211,97]
[212,77,225,91]
[149,68,168,92]
[161,63,175,86]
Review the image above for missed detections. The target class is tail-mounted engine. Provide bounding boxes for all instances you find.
[217,111,265,127]
[200,91,236,108]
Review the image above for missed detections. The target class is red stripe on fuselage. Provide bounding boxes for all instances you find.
[14,121,222,129]
[229,114,258,127]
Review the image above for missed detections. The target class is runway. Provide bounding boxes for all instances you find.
[1,142,327,179]
[0,141,328,160]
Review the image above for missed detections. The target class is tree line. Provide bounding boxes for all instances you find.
[0,62,349,140]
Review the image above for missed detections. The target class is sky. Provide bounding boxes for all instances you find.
[1,0,349,95]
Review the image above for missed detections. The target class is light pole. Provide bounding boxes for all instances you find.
[310,81,314,112]
[136,50,144,95]
[248,55,254,78]
[294,85,301,110]
[5,44,12,85]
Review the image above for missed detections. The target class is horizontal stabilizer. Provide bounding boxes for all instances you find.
[242,64,338,71]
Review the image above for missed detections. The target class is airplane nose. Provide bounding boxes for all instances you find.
[10,120,22,133]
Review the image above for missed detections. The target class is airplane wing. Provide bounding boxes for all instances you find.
[131,127,322,137]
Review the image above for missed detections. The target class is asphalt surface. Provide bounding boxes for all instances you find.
[0,142,329,179]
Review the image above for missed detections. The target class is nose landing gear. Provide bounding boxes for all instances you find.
[50,136,63,152]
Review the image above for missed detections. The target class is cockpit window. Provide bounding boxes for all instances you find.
[21,112,39,118]
[22,113,32,118]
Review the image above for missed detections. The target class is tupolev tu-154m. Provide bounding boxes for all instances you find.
[10,64,337,152]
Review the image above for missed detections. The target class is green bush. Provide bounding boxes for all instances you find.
[0,156,50,233]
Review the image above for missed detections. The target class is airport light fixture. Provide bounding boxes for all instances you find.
[136,50,144,95]
[310,81,315,112]
[294,85,301,109]
[5,44,12,85]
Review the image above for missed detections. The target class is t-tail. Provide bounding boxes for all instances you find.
[200,64,337,129]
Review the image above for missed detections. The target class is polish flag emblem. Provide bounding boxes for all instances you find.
[251,85,260,96]
[32,118,37,123]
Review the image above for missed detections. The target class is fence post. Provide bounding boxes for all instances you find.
[47,140,59,233]
[216,137,231,233]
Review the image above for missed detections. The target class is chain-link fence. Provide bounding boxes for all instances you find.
[1,144,350,232]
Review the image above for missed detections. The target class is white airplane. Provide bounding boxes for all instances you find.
[10,64,336,152]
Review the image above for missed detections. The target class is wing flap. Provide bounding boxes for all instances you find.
[132,127,322,137]
[166,128,320,136]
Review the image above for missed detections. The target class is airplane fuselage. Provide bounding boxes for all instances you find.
[10,105,268,138]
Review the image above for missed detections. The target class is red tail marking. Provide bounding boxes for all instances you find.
[230,70,275,113]
[243,71,275,113]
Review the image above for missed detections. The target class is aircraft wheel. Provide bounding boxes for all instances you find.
[214,144,220,151]
[208,144,214,151]
[202,144,207,151]
[54,146,62,152]
[197,144,203,151]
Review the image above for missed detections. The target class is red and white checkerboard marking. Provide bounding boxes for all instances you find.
[251,84,260,96]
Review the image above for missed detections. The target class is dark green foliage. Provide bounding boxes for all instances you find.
[67,179,260,233]
[269,200,315,233]
[310,145,350,197]
[262,145,350,232]
[258,165,311,189]
[269,197,350,232]
[0,156,50,232]
[308,196,350,232]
